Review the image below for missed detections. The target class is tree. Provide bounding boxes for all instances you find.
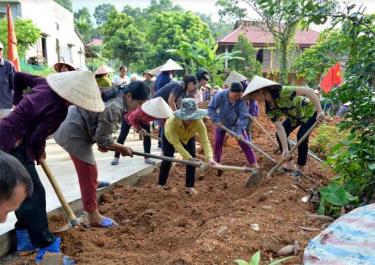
[324,9,375,203]
[147,11,214,67]
[230,34,261,78]
[146,0,183,14]
[217,0,337,84]
[294,29,349,87]
[74,7,94,43]
[93,3,117,27]
[0,18,41,57]
[101,9,147,68]
[196,12,234,40]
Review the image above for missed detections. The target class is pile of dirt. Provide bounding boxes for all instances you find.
[10,104,335,265]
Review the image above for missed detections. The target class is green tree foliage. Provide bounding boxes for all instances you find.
[230,34,261,79]
[294,29,349,87]
[54,0,72,12]
[74,7,94,43]
[146,0,183,14]
[101,9,146,67]
[0,19,41,57]
[148,11,214,67]
[196,13,234,39]
[93,3,117,27]
[216,0,337,84]
[325,10,375,204]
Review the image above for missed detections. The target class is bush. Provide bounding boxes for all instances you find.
[310,124,348,159]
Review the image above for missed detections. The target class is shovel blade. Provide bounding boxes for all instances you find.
[53,217,83,233]
[245,169,263,188]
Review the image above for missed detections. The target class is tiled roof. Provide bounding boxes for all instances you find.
[218,24,319,46]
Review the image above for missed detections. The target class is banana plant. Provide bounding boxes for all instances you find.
[167,39,244,84]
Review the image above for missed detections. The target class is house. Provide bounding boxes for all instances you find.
[218,21,320,73]
[0,0,85,68]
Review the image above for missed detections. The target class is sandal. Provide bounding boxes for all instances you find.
[90,217,118,228]
[290,169,303,177]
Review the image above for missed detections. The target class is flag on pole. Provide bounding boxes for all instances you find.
[320,63,342,94]
[7,4,20,71]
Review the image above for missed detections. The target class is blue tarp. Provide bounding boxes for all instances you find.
[304,203,375,265]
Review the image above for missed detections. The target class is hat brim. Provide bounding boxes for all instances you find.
[54,62,76,72]
[242,75,281,98]
[174,109,207,120]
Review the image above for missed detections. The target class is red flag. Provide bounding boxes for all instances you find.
[320,63,342,93]
[7,4,20,71]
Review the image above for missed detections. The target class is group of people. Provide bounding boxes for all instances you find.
[0,48,324,264]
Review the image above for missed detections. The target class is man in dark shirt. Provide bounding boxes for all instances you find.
[0,42,16,119]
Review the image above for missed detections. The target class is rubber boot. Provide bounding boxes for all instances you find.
[16,229,35,256]
[36,237,75,264]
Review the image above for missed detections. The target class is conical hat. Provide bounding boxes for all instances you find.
[47,70,105,112]
[150,65,163,76]
[159,59,183,72]
[94,64,114,75]
[141,97,173,119]
[224,71,247,86]
[54,62,76,72]
[243,75,281,98]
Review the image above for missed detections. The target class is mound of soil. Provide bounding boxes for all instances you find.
[10,104,335,265]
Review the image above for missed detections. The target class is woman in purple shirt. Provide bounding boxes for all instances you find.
[0,70,104,264]
[208,82,258,171]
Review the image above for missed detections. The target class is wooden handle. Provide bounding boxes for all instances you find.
[40,160,77,222]
[267,120,320,177]
[211,164,258,173]
[251,116,279,147]
[133,151,257,173]
[132,151,203,167]
[141,129,162,141]
[220,125,276,164]
[288,139,324,163]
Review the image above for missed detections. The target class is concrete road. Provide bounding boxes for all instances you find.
[0,131,160,236]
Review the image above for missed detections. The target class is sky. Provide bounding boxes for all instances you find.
[72,0,375,31]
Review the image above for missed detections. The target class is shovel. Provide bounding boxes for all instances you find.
[267,120,320,178]
[40,160,82,232]
[219,124,276,165]
[132,151,263,187]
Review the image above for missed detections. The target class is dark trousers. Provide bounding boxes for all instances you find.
[276,112,317,166]
[114,118,151,158]
[158,132,196,187]
[157,125,163,148]
[11,147,56,249]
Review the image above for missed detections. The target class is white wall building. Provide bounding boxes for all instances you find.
[0,0,85,68]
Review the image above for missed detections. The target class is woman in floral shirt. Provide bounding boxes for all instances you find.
[243,76,324,176]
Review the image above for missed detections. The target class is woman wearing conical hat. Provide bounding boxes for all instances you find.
[111,97,173,166]
[243,75,325,176]
[54,62,76,72]
[95,64,114,90]
[0,70,104,264]
[54,81,149,228]
[154,59,183,92]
